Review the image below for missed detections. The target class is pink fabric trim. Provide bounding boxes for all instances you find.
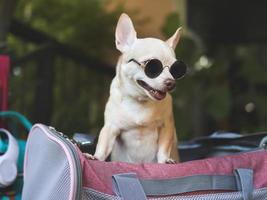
[0,56,9,111]
[0,56,9,128]
[78,149,267,195]
[24,124,76,200]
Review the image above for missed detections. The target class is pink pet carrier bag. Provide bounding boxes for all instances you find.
[22,124,267,200]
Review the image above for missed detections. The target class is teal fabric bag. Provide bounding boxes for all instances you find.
[0,111,32,200]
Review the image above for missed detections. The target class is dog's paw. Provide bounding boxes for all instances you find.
[165,158,177,164]
[83,153,98,160]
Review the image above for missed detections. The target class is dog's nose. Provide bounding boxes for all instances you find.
[164,79,176,91]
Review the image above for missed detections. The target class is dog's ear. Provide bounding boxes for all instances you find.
[115,13,137,53]
[166,27,182,50]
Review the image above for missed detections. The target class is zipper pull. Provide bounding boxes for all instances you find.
[48,126,79,146]
[49,126,66,137]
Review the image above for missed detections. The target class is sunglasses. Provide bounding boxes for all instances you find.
[128,58,187,79]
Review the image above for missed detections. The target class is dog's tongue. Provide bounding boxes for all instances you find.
[151,90,166,100]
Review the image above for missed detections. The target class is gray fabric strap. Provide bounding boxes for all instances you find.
[112,168,254,198]
[112,174,237,197]
[234,168,253,200]
[112,173,147,200]
[140,175,237,196]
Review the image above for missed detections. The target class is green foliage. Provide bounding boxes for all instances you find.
[8,0,120,135]
[15,0,122,58]
[162,12,267,139]
[205,85,231,121]
[162,13,180,37]
[7,4,267,139]
[51,57,112,134]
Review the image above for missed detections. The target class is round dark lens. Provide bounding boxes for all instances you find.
[170,60,187,79]
[144,59,163,78]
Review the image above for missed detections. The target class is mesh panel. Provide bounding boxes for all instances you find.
[48,163,71,200]
[82,187,267,200]
[22,128,72,200]
[151,188,267,200]
[82,187,121,200]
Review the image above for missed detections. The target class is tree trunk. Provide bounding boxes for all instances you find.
[33,47,54,124]
[0,0,18,51]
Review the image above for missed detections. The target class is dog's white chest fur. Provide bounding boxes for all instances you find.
[112,125,160,163]
[108,90,168,163]
[111,93,163,127]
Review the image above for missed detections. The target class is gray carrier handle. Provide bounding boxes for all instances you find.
[112,168,253,200]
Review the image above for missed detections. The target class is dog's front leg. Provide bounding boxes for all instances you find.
[93,124,120,161]
[157,115,179,164]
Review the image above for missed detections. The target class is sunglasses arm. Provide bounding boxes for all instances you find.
[128,59,143,66]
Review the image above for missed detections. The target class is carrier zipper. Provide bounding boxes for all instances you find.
[47,126,82,200]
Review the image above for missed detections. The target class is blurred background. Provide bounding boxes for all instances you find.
[1,0,267,140]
